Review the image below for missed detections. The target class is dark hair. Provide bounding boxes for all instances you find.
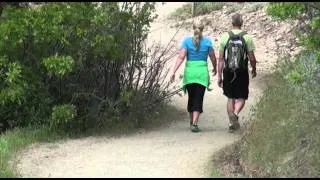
[232,13,243,27]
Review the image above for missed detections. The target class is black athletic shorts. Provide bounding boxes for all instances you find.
[222,69,249,100]
[186,83,206,113]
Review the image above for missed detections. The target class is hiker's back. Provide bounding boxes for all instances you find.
[181,36,213,61]
[219,29,255,72]
[225,31,248,71]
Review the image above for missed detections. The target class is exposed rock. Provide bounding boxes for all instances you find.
[266,27,272,31]
[275,36,282,41]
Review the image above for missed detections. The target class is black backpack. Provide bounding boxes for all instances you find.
[224,31,248,72]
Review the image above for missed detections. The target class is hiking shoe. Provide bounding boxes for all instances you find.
[228,122,240,133]
[228,123,236,133]
[190,124,200,133]
[234,115,240,130]
[228,113,240,132]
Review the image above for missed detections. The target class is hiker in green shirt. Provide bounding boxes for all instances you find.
[170,21,217,133]
[217,13,257,132]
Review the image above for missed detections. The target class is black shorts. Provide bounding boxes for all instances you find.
[222,69,249,99]
[186,83,206,113]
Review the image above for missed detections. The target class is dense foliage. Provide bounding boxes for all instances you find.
[0,2,175,132]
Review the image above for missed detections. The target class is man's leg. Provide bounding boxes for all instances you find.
[227,98,245,131]
[227,98,240,131]
[227,98,235,115]
[234,98,246,116]
[233,70,249,117]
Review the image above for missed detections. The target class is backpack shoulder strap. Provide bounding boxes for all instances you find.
[238,31,247,37]
[228,31,234,38]
[238,31,248,51]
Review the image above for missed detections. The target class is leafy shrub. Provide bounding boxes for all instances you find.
[0,56,51,128]
[276,53,320,85]
[0,57,26,105]
[50,104,77,130]
[0,2,174,132]
[42,56,74,79]
[266,3,305,20]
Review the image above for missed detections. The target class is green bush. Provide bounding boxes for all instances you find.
[0,57,52,128]
[0,2,167,131]
[266,3,305,20]
[275,52,319,85]
[50,104,77,130]
[0,57,26,105]
[42,56,74,79]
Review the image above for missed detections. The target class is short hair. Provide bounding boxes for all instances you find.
[231,13,243,27]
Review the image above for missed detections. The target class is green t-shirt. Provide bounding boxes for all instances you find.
[219,29,255,53]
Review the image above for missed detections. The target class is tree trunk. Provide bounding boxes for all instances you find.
[192,2,195,17]
[0,2,4,18]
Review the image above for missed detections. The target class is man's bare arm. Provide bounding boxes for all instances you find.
[218,51,224,78]
[217,51,225,87]
[248,51,257,78]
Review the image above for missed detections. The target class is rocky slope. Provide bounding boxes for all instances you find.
[171,2,301,73]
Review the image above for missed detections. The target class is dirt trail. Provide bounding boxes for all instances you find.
[16,3,275,178]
